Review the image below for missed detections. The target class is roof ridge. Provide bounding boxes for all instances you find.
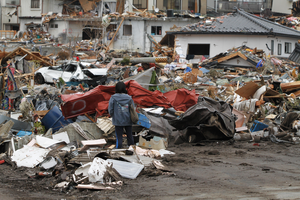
[236,9,271,32]
[238,9,300,35]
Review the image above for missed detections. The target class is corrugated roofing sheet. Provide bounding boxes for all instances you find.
[289,43,300,64]
[96,118,115,135]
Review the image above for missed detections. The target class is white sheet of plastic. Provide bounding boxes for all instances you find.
[11,145,50,168]
[159,149,175,157]
[107,159,144,179]
[36,135,62,148]
[52,131,70,144]
[75,162,92,177]
[88,158,111,183]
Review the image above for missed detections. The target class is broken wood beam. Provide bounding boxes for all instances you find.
[281,81,300,92]
[3,47,52,66]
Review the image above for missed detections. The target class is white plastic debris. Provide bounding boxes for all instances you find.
[159,149,175,157]
[107,159,144,179]
[75,162,92,177]
[11,145,50,168]
[55,181,69,188]
[88,157,111,183]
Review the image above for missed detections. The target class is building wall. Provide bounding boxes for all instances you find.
[42,0,63,14]
[112,20,144,52]
[20,0,42,17]
[68,21,84,40]
[48,20,68,38]
[112,18,199,53]
[2,7,18,26]
[0,0,21,30]
[175,34,299,59]
[272,0,293,15]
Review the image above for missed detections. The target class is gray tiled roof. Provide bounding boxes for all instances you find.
[169,9,300,38]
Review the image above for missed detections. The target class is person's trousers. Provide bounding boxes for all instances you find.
[115,126,134,149]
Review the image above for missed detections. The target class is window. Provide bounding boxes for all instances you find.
[188,0,195,12]
[50,24,58,28]
[31,0,40,8]
[278,44,282,55]
[285,42,292,54]
[133,0,147,9]
[161,0,181,10]
[271,40,274,55]
[151,26,162,35]
[123,25,132,36]
[188,44,210,56]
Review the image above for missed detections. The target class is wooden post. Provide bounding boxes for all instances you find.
[105,17,125,53]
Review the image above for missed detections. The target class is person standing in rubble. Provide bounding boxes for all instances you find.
[108,82,135,149]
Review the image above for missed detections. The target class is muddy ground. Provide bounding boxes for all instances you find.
[1,140,300,200]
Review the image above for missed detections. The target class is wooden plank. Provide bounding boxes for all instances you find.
[105,17,125,53]
[281,81,300,92]
[293,90,300,97]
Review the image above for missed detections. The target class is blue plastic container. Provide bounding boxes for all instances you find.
[250,120,269,132]
[137,113,151,128]
[41,106,73,132]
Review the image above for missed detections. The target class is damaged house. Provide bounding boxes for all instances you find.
[4,0,208,50]
[165,8,300,65]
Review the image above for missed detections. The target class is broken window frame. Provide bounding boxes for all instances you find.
[31,0,40,9]
[285,42,292,54]
[151,26,162,36]
[278,43,282,55]
[123,25,132,36]
[188,0,196,13]
[133,0,148,9]
[271,40,274,55]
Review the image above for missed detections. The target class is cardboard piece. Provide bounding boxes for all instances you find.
[235,81,260,99]
[79,0,96,12]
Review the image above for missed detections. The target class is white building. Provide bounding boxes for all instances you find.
[166,8,300,62]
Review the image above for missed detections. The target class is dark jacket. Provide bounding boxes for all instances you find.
[108,93,135,126]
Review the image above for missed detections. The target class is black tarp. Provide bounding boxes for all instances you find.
[168,97,236,142]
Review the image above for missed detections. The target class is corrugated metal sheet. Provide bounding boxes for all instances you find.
[97,118,115,136]
[289,43,300,64]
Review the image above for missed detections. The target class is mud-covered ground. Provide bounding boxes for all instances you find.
[1,140,300,200]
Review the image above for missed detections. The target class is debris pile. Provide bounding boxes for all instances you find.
[3,0,300,196]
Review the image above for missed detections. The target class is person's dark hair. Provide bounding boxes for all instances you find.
[115,82,127,94]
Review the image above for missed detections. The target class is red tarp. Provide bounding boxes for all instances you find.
[164,89,198,111]
[61,80,198,119]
